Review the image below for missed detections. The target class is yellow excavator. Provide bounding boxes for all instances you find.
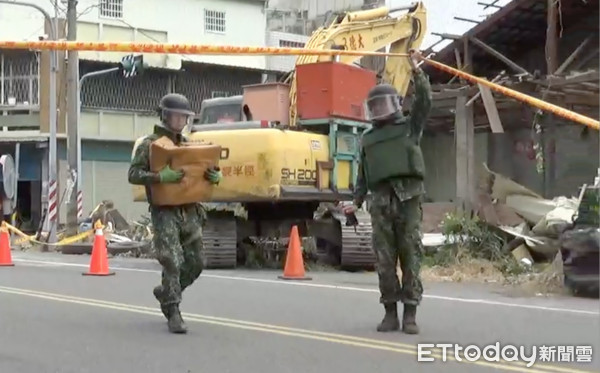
[132,2,427,269]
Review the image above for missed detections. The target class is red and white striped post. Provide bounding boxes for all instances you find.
[77,190,83,218]
[48,179,58,228]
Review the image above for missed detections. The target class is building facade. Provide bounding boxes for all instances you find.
[264,0,384,73]
[267,0,369,34]
[0,0,269,230]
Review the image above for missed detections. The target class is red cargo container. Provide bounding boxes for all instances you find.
[295,61,377,122]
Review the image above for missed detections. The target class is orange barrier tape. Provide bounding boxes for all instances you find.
[0,40,409,58]
[421,57,600,131]
[2,39,595,129]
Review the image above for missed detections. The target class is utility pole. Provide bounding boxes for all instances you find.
[66,0,79,236]
[0,1,59,243]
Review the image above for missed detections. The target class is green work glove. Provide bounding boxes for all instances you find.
[204,166,222,185]
[158,164,184,183]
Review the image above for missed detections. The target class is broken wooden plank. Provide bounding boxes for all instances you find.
[466,70,506,106]
[478,83,504,133]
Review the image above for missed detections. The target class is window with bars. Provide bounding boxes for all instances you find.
[204,9,226,34]
[99,0,123,19]
[279,40,305,49]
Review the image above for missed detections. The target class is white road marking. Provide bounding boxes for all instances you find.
[10,257,600,316]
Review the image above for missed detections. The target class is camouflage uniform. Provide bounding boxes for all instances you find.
[128,93,222,334]
[129,125,206,326]
[354,68,432,334]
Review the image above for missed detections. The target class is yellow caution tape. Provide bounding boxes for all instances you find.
[56,230,95,246]
[13,235,33,245]
[4,222,94,247]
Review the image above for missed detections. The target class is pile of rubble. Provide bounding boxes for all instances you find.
[418,166,599,298]
[59,200,153,257]
[475,166,598,297]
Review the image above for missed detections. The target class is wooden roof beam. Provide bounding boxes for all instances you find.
[546,0,559,74]
[478,1,502,10]
[571,47,599,72]
[554,36,593,75]
[454,16,481,24]
[468,36,532,76]
[543,70,599,87]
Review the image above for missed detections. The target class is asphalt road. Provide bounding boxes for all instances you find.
[0,251,598,373]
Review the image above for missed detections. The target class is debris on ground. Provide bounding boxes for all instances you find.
[52,200,154,257]
[419,165,599,298]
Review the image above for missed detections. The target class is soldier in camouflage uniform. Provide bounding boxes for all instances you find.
[344,50,432,334]
[128,93,223,334]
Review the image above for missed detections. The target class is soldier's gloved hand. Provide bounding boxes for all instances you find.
[158,164,184,183]
[204,166,222,185]
[408,49,422,72]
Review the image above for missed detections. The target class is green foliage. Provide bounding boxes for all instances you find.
[440,212,505,261]
[427,211,527,276]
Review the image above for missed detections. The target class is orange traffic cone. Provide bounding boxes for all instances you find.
[0,222,14,267]
[278,225,312,281]
[83,221,115,276]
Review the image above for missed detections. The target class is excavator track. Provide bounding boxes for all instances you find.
[203,216,237,269]
[340,212,376,269]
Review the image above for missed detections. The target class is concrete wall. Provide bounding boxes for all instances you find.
[421,123,599,202]
[421,131,488,202]
[58,159,147,224]
[79,110,155,141]
[56,138,147,224]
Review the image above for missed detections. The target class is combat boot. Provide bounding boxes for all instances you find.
[376,303,400,332]
[153,286,170,320]
[402,304,419,335]
[167,305,188,334]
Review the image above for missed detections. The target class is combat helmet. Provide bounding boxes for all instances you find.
[157,93,195,120]
[365,84,403,122]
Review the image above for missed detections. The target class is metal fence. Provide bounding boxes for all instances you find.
[79,62,171,113]
[80,61,264,113]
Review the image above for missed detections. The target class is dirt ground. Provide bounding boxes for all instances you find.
[399,252,567,297]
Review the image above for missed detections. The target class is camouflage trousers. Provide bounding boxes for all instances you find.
[369,194,424,306]
[150,204,205,306]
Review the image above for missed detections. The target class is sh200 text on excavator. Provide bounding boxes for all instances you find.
[131,2,428,270]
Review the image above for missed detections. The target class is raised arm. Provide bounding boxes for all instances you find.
[128,139,161,185]
[407,51,432,138]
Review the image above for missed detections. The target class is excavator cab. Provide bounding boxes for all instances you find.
[197,96,248,125]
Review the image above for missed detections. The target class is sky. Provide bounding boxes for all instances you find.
[386,0,513,51]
